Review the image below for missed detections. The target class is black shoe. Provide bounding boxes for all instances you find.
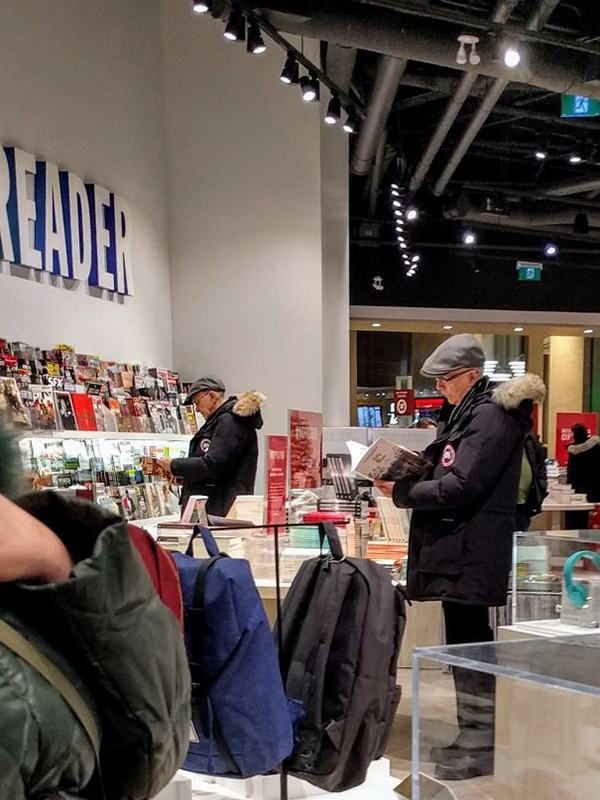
[434,748,494,781]
[429,739,462,763]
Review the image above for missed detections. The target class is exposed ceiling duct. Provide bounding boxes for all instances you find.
[432,0,561,196]
[542,177,600,196]
[444,208,600,239]
[350,55,406,176]
[256,2,600,100]
[408,0,520,195]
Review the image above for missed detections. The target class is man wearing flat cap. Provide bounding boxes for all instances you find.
[159,376,265,517]
[377,334,546,781]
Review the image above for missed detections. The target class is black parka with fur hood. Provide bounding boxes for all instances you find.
[394,374,546,606]
[171,391,265,516]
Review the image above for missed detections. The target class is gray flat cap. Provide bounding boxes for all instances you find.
[183,375,226,404]
[421,334,486,378]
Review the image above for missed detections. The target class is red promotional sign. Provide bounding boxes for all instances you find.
[265,435,288,526]
[556,412,598,466]
[394,389,415,417]
[288,410,323,490]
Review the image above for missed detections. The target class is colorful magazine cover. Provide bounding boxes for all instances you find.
[55,391,78,431]
[22,385,57,430]
[0,377,30,428]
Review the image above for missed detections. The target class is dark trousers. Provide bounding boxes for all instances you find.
[442,601,495,749]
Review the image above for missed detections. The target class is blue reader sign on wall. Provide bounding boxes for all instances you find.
[0,146,134,296]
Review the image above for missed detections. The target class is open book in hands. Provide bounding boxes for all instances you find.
[347,439,432,482]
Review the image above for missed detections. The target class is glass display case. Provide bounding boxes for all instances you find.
[410,635,600,800]
[511,530,600,623]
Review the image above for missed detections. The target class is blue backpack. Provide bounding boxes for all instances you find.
[172,525,295,778]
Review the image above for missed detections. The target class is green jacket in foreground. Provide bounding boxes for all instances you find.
[0,491,191,799]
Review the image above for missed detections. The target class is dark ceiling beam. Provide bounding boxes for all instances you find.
[353,0,600,59]
[400,75,600,131]
[396,91,444,110]
[258,2,600,98]
[351,239,600,255]
[450,181,600,211]
[432,0,562,195]
[407,0,521,195]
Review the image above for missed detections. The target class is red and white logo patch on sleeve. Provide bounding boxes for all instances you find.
[442,444,456,468]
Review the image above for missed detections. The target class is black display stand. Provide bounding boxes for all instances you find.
[208,521,319,800]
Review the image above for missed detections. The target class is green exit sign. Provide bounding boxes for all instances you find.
[561,94,600,118]
[517,261,543,282]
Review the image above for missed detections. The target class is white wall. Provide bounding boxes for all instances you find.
[0,0,173,366]
[160,0,329,439]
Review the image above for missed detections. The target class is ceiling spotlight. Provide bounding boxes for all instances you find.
[247,21,266,54]
[324,94,341,125]
[544,242,559,257]
[504,45,521,68]
[280,54,299,85]
[343,112,357,134]
[514,327,524,332]
[392,199,402,208]
[300,75,319,102]
[407,270,416,277]
[584,329,594,334]
[412,254,421,263]
[463,231,476,245]
[192,0,211,13]
[534,149,547,161]
[400,243,408,249]
[397,236,405,242]
[406,208,418,221]
[574,212,590,235]
[394,209,403,218]
[391,183,399,190]
[224,8,245,41]
[456,41,467,66]
[569,152,583,164]
[391,188,400,197]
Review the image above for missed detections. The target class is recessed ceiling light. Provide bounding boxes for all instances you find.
[443,325,453,330]
[584,329,594,334]
[372,323,382,328]
[504,46,521,68]
[514,327,524,332]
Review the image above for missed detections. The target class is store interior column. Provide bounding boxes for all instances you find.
[546,336,584,457]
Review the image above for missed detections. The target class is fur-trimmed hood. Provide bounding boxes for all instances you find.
[568,435,600,455]
[492,374,546,410]
[233,391,266,424]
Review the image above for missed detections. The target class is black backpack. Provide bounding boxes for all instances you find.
[277,522,406,793]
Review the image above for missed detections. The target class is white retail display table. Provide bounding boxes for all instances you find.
[534,500,595,530]
[163,758,398,800]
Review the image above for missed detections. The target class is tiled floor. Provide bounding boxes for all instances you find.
[387,668,494,800]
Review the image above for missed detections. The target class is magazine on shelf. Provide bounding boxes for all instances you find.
[347,438,432,482]
[55,391,78,431]
[71,393,97,431]
[0,377,30,427]
[21,385,57,430]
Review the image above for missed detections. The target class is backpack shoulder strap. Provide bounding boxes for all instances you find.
[0,619,101,759]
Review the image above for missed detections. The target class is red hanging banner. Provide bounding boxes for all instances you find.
[265,435,288,527]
